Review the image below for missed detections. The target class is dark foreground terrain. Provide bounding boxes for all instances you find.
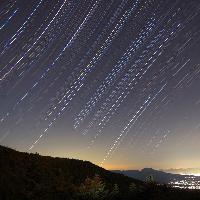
[0,145,200,200]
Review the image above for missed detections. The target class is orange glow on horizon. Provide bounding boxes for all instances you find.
[102,164,137,170]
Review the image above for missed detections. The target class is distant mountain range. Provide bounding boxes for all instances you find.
[112,168,200,189]
[162,168,200,176]
[112,168,185,183]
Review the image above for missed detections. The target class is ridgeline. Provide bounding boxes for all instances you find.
[0,145,200,200]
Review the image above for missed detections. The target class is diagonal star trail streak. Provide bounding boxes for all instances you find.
[101,83,166,165]
[0,0,44,56]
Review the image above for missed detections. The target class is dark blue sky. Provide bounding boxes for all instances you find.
[0,0,200,170]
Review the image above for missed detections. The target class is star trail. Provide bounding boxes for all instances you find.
[0,0,200,170]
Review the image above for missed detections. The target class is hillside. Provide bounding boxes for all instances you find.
[1,145,200,200]
[0,145,141,199]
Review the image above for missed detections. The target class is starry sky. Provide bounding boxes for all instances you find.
[0,0,200,170]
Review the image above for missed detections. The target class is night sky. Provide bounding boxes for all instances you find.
[0,0,200,170]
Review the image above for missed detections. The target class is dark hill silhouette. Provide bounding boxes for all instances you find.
[1,145,200,200]
[0,145,141,199]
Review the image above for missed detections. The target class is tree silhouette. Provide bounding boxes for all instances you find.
[78,174,108,199]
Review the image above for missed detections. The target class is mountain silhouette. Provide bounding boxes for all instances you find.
[1,145,200,200]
